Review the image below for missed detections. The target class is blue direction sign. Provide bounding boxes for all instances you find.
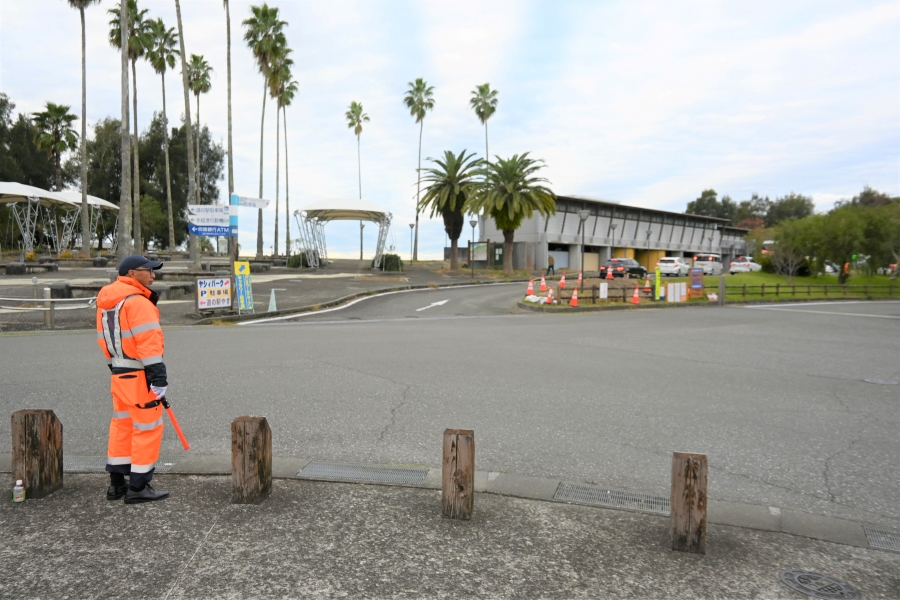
[189,224,237,237]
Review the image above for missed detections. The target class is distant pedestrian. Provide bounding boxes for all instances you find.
[547,254,555,275]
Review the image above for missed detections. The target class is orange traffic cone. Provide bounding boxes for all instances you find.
[526,278,534,295]
[605,266,614,280]
[644,276,651,293]
[547,287,554,304]
[631,285,640,305]
[560,272,567,289]
[569,287,579,307]
[539,274,547,292]
[578,270,583,285]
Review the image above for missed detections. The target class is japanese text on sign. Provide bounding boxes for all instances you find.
[197,277,232,310]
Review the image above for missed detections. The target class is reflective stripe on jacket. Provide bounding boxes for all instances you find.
[96,277,166,384]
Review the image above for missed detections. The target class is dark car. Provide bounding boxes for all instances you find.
[599,258,647,279]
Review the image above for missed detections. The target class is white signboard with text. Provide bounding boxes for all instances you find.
[196,277,232,310]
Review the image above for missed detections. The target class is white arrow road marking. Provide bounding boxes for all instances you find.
[416,299,449,312]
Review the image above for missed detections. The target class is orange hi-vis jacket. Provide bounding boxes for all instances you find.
[96,277,168,387]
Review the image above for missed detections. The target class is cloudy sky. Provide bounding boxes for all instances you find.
[1,0,897,258]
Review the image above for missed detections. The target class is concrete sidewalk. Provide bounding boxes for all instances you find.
[2,470,898,598]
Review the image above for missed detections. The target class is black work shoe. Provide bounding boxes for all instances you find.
[124,483,170,504]
[106,484,128,501]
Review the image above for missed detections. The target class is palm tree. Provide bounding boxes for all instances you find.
[276,75,298,257]
[67,0,101,255]
[188,53,212,205]
[403,78,435,261]
[108,0,153,250]
[243,3,287,257]
[174,0,198,266]
[31,103,79,191]
[267,46,292,257]
[223,0,236,261]
[117,0,131,260]
[469,83,498,161]
[346,100,369,259]
[146,17,179,251]
[418,150,482,271]
[468,153,556,273]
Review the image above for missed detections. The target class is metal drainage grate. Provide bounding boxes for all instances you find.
[297,461,428,486]
[864,525,900,552]
[63,456,177,473]
[553,481,670,515]
[779,570,860,599]
[864,378,899,385]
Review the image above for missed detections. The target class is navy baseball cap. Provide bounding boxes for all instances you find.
[118,255,164,276]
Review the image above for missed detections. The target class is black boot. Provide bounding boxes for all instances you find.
[107,475,128,501]
[124,483,170,504]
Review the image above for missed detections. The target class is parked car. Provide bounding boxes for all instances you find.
[600,258,648,279]
[692,253,723,276]
[729,256,762,274]
[656,257,691,277]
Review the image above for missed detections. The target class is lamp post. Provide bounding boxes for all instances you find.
[409,223,414,262]
[578,210,589,289]
[360,222,365,260]
[610,223,618,260]
[469,219,477,279]
[646,227,652,270]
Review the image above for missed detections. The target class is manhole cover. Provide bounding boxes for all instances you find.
[780,570,861,599]
[863,379,898,385]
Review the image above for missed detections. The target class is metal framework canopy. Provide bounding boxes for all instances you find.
[295,198,393,268]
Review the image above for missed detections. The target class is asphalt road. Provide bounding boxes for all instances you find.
[2,291,898,532]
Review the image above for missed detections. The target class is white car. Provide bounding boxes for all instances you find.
[729,256,762,274]
[693,253,723,276]
[656,257,691,277]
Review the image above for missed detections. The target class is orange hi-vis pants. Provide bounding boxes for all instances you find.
[107,370,164,488]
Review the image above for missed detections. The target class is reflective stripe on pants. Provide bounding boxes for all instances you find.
[106,371,164,488]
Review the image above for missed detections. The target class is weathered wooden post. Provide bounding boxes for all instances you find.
[11,409,63,499]
[670,451,707,554]
[442,428,475,520]
[231,416,272,504]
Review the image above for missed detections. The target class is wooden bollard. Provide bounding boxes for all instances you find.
[231,416,272,504]
[11,409,63,499]
[670,451,708,554]
[442,428,475,520]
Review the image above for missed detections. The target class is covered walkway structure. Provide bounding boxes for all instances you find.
[293,199,392,268]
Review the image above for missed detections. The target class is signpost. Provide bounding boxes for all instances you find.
[196,276,232,314]
[690,268,705,300]
[234,260,254,313]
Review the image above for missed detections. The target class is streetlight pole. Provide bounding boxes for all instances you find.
[610,223,618,260]
[409,223,414,263]
[360,222,365,261]
[578,210,589,290]
[646,227,652,271]
[469,219,477,279]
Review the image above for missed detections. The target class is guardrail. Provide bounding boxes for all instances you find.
[0,288,97,329]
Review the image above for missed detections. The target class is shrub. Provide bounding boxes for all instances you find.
[374,253,403,272]
[287,252,309,268]
[25,252,35,261]
[757,254,775,273]
[59,250,73,259]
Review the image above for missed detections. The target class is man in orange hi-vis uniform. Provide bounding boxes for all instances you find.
[96,255,170,504]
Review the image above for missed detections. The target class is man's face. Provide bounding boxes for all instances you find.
[128,267,156,288]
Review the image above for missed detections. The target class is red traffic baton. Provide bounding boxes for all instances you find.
[161,397,190,450]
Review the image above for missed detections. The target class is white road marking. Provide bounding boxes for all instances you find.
[746,301,900,308]
[415,299,449,312]
[745,306,900,319]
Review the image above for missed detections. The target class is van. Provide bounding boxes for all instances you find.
[692,253,723,275]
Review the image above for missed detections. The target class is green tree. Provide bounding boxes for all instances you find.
[418,150,482,271]
[685,189,734,221]
[67,0,102,254]
[733,193,771,229]
[0,96,57,189]
[849,185,897,208]
[346,100,369,259]
[468,153,556,273]
[31,102,79,191]
[109,0,153,250]
[243,2,287,257]
[277,77,298,256]
[146,17,179,250]
[470,83,498,161]
[223,0,236,261]
[115,0,131,259]
[188,53,213,206]
[766,192,814,227]
[267,46,292,256]
[403,77,435,261]
[139,194,168,248]
[174,0,199,265]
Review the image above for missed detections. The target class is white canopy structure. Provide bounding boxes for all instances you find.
[293,198,392,268]
[0,182,118,254]
[56,191,120,252]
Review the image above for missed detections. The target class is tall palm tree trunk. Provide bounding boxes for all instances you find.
[117,3,131,261]
[174,0,198,267]
[274,102,280,256]
[131,59,142,251]
[357,133,362,260]
[195,94,201,203]
[503,229,514,273]
[161,72,175,251]
[484,121,489,161]
[283,106,290,256]
[225,0,236,263]
[413,120,422,261]
[256,81,266,257]
[79,6,90,255]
